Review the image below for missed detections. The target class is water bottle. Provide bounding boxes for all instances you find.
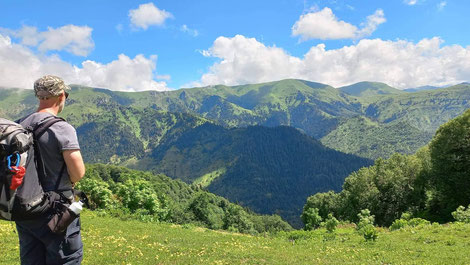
[48,200,83,234]
[68,200,84,215]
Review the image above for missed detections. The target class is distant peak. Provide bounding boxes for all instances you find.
[338,81,403,97]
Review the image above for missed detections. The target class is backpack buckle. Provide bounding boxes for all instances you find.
[7,153,20,171]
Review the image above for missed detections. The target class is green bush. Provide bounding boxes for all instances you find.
[390,219,408,231]
[301,207,323,231]
[360,224,378,241]
[452,205,470,223]
[76,178,116,209]
[400,212,412,221]
[408,218,430,227]
[356,209,378,241]
[325,214,339,233]
[357,209,374,230]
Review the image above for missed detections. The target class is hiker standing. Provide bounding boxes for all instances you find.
[15,75,85,264]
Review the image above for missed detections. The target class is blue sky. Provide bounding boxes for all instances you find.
[1,0,469,91]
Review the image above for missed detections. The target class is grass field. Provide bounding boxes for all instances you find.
[1,210,470,264]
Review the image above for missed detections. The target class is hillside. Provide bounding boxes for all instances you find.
[0,84,372,227]
[339,81,405,97]
[3,79,470,160]
[2,211,470,264]
[140,124,371,227]
[79,164,292,233]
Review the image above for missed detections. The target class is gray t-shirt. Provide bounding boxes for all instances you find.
[19,112,80,192]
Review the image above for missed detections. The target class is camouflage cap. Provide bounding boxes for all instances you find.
[34,75,70,99]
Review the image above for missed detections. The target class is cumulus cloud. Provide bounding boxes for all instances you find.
[292,7,356,40]
[129,2,173,30]
[39,25,94,56]
[198,34,470,89]
[0,33,168,91]
[292,7,385,40]
[199,35,301,86]
[3,25,94,56]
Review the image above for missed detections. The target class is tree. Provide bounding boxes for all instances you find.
[188,192,225,229]
[301,207,322,230]
[429,109,470,220]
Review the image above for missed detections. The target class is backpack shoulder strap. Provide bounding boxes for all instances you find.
[32,116,66,139]
[30,116,67,191]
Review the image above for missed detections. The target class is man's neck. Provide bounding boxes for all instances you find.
[37,107,58,116]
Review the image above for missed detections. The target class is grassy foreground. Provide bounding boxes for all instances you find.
[1,210,470,264]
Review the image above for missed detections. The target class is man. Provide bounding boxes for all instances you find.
[16,75,86,265]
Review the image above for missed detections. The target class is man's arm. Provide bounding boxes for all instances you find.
[63,150,85,183]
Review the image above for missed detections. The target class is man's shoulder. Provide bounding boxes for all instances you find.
[20,112,75,132]
[49,118,76,134]
[52,121,76,133]
[19,112,53,127]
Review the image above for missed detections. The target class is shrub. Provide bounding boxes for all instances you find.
[76,178,116,209]
[400,212,412,221]
[408,218,430,227]
[357,209,374,230]
[301,208,323,231]
[452,205,470,223]
[389,219,408,231]
[360,224,378,241]
[356,209,378,241]
[283,230,314,241]
[325,214,339,233]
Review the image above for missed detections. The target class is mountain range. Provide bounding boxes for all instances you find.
[2,79,470,226]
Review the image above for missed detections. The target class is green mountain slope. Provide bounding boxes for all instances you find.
[5,80,470,160]
[143,124,372,227]
[339,81,405,97]
[321,116,434,159]
[75,80,470,159]
[79,164,292,233]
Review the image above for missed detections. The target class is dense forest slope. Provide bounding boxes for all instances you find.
[142,124,371,227]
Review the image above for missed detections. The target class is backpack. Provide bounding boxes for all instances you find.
[0,116,65,221]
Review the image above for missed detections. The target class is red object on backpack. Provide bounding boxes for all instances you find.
[10,166,26,190]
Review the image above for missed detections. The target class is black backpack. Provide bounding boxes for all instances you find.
[0,116,65,221]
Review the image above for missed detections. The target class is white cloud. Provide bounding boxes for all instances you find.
[0,33,169,91]
[404,0,418,5]
[437,1,447,11]
[4,25,94,56]
[129,2,173,30]
[16,26,41,46]
[39,25,94,56]
[292,7,385,40]
[197,34,470,89]
[180,24,199,37]
[199,35,301,86]
[292,7,357,40]
[356,9,386,39]
[74,54,169,91]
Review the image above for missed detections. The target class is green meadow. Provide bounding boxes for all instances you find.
[2,210,470,264]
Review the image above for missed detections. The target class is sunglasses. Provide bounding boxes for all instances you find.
[64,91,69,99]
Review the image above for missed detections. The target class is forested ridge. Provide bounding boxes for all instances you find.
[78,164,292,234]
[3,79,470,160]
[302,108,470,228]
[147,124,371,227]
